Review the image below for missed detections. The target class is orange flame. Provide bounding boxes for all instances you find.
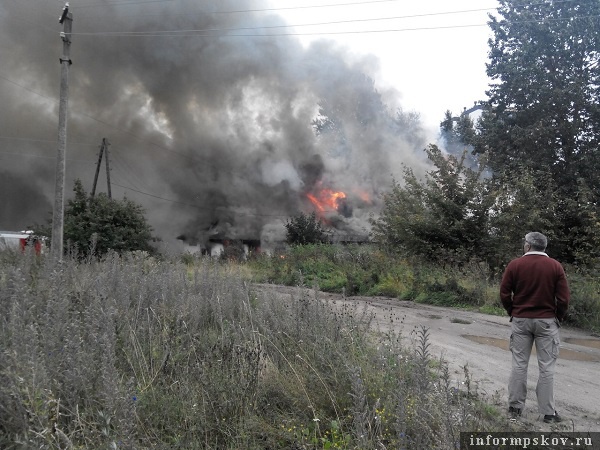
[307,188,347,214]
[353,189,372,204]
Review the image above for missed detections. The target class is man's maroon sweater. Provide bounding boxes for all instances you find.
[500,253,570,321]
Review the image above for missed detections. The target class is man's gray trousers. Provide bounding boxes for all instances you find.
[508,317,560,416]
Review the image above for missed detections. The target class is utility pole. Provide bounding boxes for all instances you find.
[50,3,72,261]
[91,138,112,198]
[91,139,105,197]
[105,140,112,199]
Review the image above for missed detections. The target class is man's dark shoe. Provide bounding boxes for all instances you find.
[509,406,522,418]
[543,412,562,423]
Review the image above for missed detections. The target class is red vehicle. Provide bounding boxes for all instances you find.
[0,230,45,254]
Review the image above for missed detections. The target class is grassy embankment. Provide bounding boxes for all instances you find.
[245,244,600,333]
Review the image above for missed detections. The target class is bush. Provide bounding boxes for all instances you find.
[37,179,158,257]
[285,212,328,245]
[564,272,600,332]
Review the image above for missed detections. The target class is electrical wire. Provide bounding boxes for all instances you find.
[68,11,599,38]
[0,149,96,163]
[71,7,500,36]
[110,148,153,192]
[110,180,292,217]
[67,14,600,38]
[72,0,175,8]
[69,0,581,23]
[69,0,574,15]
[213,0,409,14]
[68,0,418,12]
[0,74,53,100]
[0,135,98,147]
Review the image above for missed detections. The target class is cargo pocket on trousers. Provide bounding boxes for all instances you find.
[509,333,514,353]
[551,337,560,359]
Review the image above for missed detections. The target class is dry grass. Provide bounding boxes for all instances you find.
[0,250,508,449]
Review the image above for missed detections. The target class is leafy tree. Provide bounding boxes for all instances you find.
[441,110,476,148]
[474,0,600,264]
[44,179,157,256]
[485,169,556,271]
[285,212,328,245]
[440,109,480,170]
[371,145,495,267]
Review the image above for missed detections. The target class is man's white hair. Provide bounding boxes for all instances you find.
[525,232,547,251]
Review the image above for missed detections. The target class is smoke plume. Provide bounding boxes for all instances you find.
[0,0,430,250]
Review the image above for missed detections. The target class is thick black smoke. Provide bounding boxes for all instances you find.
[0,0,429,250]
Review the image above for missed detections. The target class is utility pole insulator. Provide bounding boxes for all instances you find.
[59,3,70,24]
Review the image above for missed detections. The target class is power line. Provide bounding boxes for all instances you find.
[0,73,53,99]
[210,0,579,15]
[110,181,293,218]
[71,6,500,36]
[0,149,95,164]
[70,0,410,13]
[72,0,175,8]
[69,13,600,38]
[110,181,200,207]
[212,0,408,14]
[0,135,98,147]
[110,164,144,193]
[71,0,565,16]
[110,148,152,192]
[71,0,579,20]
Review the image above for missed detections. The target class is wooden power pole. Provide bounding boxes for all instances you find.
[91,138,112,199]
[50,3,73,260]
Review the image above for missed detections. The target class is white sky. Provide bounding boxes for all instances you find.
[272,0,499,132]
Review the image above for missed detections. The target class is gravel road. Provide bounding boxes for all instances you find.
[256,284,600,433]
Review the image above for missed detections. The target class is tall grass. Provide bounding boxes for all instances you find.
[1,250,507,449]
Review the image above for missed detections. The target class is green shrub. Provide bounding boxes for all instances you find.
[565,273,600,331]
[415,290,459,306]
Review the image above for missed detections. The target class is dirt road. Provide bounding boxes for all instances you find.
[257,284,600,433]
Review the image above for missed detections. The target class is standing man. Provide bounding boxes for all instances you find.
[500,232,570,423]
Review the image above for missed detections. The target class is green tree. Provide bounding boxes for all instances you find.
[440,109,480,170]
[485,169,555,271]
[285,212,329,245]
[48,179,157,256]
[441,110,476,148]
[371,145,495,267]
[474,0,600,264]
